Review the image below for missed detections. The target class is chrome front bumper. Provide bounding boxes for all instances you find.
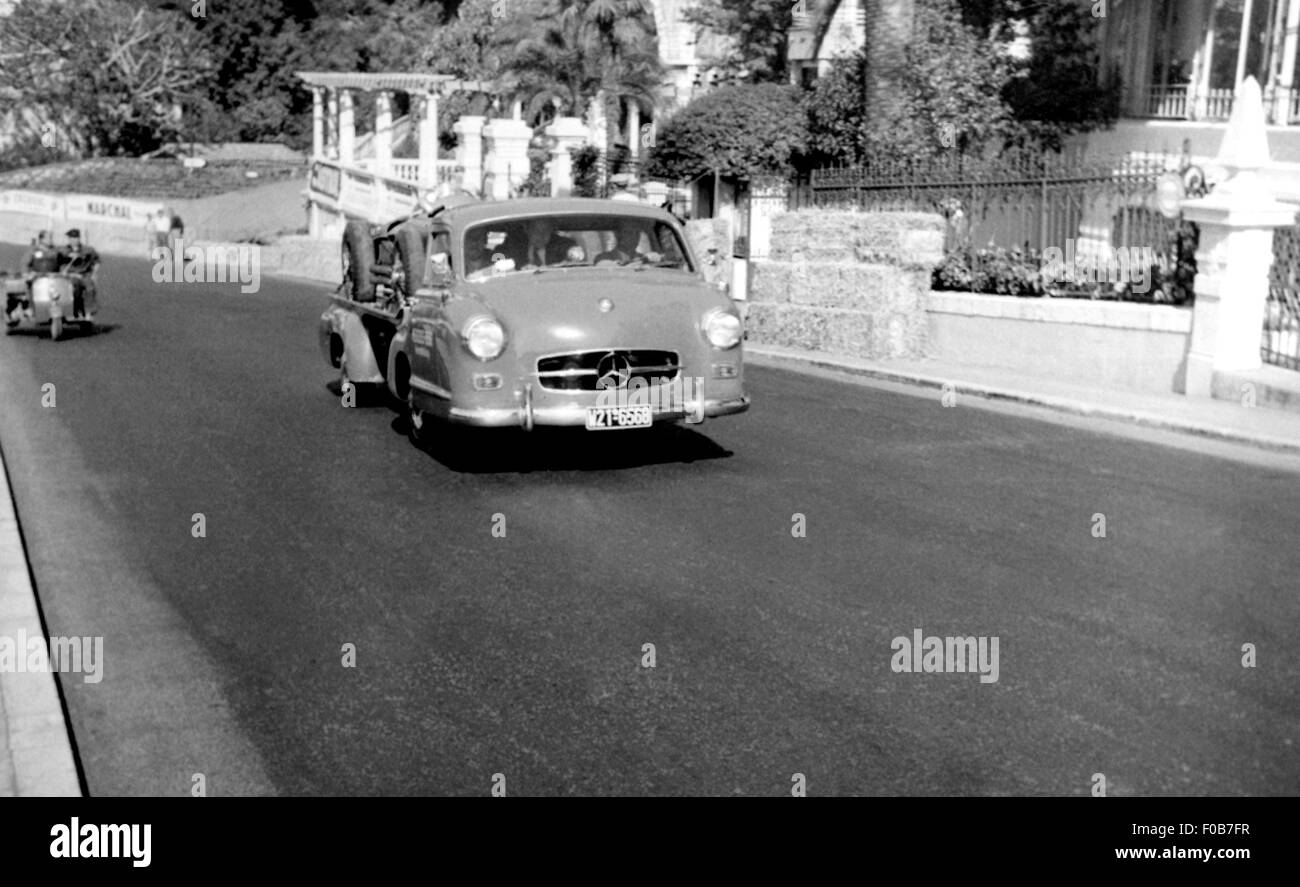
[446,388,751,430]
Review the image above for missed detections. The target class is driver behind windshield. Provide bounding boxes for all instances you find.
[23,230,60,275]
[595,220,661,265]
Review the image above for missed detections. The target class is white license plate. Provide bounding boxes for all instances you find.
[586,405,653,430]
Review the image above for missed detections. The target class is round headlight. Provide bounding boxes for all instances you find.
[703,309,742,349]
[463,316,506,360]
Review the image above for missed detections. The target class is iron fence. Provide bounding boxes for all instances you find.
[1266,224,1300,371]
[787,149,1195,302]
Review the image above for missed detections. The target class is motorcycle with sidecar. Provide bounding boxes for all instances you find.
[3,269,98,340]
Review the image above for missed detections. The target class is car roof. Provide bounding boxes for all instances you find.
[440,197,679,227]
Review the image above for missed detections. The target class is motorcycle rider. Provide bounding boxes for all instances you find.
[59,228,99,318]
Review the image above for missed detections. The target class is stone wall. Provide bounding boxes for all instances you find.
[748,210,943,359]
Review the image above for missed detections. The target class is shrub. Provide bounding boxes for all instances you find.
[571,145,601,197]
[644,83,809,180]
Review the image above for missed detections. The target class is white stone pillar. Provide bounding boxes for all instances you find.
[418,91,440,189]
[312,87,324,160]
[338,88,355,165]
[482,117,534,199]
[374,91,393,178]
[545,116,589,197]
[326,88,340,160]
[1235,0,1256,88]
[1182,77,1295,396]
[453,115,486,196]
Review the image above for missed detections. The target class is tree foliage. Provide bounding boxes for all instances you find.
[1001,0,1121,150]
[805,0,1014,165]
[497,0,664,132]
[0,0,208,156]
[644,83,808,179]
[681,0,793,84]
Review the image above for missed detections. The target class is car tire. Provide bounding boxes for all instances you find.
[49,315,62,341]
[343,219,376,303]
[394,227,425,301]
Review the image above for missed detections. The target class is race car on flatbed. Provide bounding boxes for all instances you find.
[319,197,749,444]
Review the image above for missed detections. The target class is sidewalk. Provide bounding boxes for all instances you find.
[0,445,81,796]
[747,344,1300,454]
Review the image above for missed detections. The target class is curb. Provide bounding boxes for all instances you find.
[747,346,1300,455]
[0,443,82,797]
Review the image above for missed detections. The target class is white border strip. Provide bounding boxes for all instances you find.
[0,445,81,796]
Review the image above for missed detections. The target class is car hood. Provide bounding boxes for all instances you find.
[455,268,731,353]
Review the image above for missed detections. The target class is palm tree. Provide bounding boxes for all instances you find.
[499,0,664,153]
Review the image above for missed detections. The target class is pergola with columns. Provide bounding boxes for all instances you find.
[296,70,668,240]
[298,71,492,187]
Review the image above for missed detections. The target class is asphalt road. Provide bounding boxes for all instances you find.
[1,245,1297,796]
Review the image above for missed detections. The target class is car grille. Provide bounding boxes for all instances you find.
[536,349,680,391]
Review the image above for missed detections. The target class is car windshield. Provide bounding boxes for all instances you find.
[462,213,693,280]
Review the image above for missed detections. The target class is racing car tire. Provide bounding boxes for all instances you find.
[394,227,426,300]
[343,220,376,303]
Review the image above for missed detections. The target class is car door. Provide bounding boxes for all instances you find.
[406,228,455,401]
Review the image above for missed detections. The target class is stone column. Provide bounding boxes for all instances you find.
[1278,0,1300,122]
[1194,7,1217,119]
[338,88,355,165]
[482,117,533,199]
[311,87,324,160]
[418,91,440,189]
[374,91,393,178]
[586,91,608,152]
[545,116,589,197]
[326,88,340,160]
[1235,0,1256,88]
[453,115,486,196]
[1131,0,1157,116]
[1182,77,1295,396]
[627,100,642,161]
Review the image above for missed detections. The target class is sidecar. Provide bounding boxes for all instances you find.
[5,272,97,340]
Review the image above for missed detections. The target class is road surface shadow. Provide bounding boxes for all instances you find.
[389,413,733,473]
[3,322,119,340]
[324,379,394,408]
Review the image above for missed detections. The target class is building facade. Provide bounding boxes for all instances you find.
[1106,0,1300,126]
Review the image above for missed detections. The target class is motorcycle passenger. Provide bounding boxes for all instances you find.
[59,228,99,317]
